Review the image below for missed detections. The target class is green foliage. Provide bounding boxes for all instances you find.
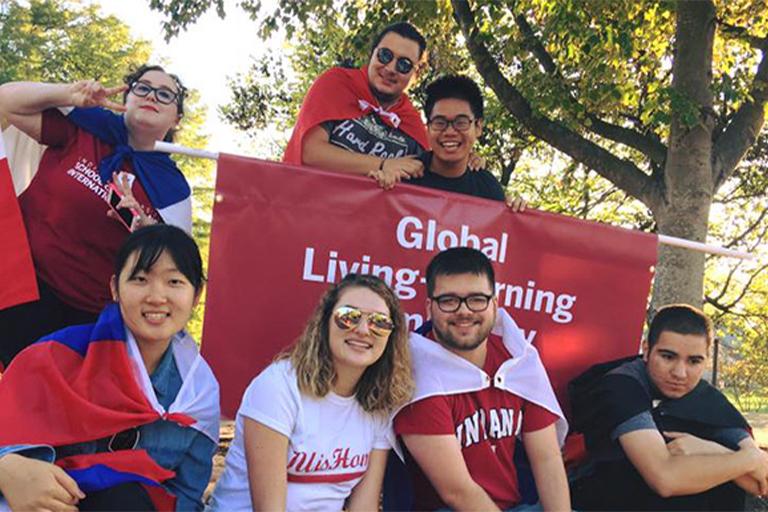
[147,0,767,162]
[148,0,225,41]
[219,55,294,132]
[1,0,214,342]
[0,0,152,84]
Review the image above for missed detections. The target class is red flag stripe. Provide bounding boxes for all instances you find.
[0,133,38,310]
[287,470,367,483]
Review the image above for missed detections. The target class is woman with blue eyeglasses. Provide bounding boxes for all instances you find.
[208,274,415,512]
[0,64,193,369]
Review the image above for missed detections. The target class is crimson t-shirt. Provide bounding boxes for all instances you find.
[394,333,558,510]
[19,109,159,312]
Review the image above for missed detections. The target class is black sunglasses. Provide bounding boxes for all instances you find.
[376,47,415,75]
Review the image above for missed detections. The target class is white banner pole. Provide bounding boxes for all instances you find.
[657,235,752,260]
[154,141,754,261]
[155,141,219,160]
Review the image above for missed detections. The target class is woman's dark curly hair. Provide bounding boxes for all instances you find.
[122,64,187,142]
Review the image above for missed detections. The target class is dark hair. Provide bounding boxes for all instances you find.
[424,74,484,120]
[123,64,186,142]
[647,304,713,350]
[426,247,495,296]
[286,273,413,413]
[370,22,427,60]
[114,224,205,295]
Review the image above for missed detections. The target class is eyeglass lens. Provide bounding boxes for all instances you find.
[429,115,474,132]
[433,294,491,313]
[131,82,178,105]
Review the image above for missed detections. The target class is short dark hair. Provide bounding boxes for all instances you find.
[424,74,484,120]
[123,64,187,142]
[370,22,427,60]
[426,247,495,296]
[647,304,713,350]
[114,224,205,295]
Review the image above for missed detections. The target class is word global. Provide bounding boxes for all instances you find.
[396,216,509,263]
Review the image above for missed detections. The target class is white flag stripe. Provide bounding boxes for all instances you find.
[0,128,6,160]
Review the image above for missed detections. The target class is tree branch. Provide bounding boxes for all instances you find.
[712,38,768,188]
[513,11,668,165]
[705,263,768,311]
[717,20,768,50]
[724,207,768,249]
[500,147,522,187]
[587,115,668,164]
[709,260,741,303]
[451,0,658,208]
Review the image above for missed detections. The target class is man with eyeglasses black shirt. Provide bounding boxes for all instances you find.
[393,247,569,511]
[372,74,527,211]
[283,22,430,186]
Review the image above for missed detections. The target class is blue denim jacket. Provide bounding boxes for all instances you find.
[0,346,215,511]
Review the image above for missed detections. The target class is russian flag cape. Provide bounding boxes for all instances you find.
[282,66,429,165]
[63,106,192,233]
[402,308,568,447]
[0,303,219,505]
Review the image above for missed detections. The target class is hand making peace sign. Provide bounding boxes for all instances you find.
[69,80,128,112]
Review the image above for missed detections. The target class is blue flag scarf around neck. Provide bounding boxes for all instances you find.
[66,107,190,210]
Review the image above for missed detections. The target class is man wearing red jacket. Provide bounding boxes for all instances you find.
[283,22,430,188]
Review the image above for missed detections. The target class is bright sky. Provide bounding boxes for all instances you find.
[90,0,282,156]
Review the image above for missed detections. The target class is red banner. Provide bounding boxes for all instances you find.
[0,135,37,311]
[204,155,657,418]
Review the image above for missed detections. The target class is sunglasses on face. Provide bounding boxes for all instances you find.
[376,47,415,75]
[333,306,395,337]
[130,81,179,105]
[430,293,493,313]
[428,115,476,132]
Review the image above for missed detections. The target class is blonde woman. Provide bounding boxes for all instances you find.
[208,274,413,512]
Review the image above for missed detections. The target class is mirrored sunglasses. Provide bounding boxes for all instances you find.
[376,47,415,75]
[130,81,179,105]
[333,306,395,337]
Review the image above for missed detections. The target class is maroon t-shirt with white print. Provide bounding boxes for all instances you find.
[394,334,558,510]
[18,109,159,313]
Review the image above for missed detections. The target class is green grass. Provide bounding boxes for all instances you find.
[722,389,768,413]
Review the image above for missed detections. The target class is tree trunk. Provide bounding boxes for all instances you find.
[652,202,711,310]
[650,0,716,311]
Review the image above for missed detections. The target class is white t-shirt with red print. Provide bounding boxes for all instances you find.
[208,359,392,512]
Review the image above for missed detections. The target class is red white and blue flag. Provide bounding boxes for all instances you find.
[0,303,219,507]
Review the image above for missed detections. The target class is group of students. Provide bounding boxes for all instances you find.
[0,16,766,512]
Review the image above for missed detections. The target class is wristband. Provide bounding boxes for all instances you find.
[379,159,386,171]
